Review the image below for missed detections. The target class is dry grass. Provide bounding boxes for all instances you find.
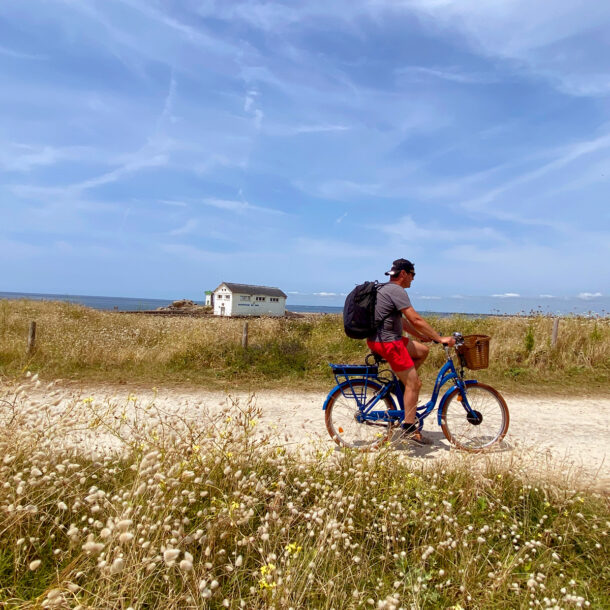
[0,381,608,608]
[1,299,609,394]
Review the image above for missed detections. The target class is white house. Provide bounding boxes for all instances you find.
[212,282,287,317]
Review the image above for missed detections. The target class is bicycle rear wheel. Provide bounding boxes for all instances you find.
[440,383,509,452]
[325,380,395,450]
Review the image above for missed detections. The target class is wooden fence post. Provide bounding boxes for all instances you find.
[551,318,559,347]
[27,321,37,355]
[242,322,249,349]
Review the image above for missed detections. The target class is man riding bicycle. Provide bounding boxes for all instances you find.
[367,258,456,445]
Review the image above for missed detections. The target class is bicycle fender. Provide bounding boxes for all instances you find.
[436,379,479,426]
[322,383,346,411]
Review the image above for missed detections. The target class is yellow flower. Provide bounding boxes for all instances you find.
[260,563,276,576]
[258,579,276,591]
[82,397,94,404]
[285,543,302,555]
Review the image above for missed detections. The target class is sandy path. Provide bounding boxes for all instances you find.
[6,380,610,491]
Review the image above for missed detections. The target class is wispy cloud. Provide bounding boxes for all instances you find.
[375,215,505,244]
[459,131,610,216]
[0,45,46,60]
[159,199,188,208]
[269,123,351,136]
[396,66,499,84]
[75,154,168,191]
[0,144,93,172]
[402,0,610,97]
[201,198,286,216]
[491,293,521,298]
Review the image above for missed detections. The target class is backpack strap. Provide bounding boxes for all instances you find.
[373,282,394,329]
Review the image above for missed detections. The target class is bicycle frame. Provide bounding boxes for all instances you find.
[323,348,482,428]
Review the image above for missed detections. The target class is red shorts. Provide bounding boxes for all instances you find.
[366,337,414,372]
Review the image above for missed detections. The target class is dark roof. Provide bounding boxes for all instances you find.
[215,283,287,298]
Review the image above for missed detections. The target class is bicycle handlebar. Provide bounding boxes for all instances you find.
[433,331,464,343]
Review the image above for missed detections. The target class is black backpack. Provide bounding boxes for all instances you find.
[343,281,384,339]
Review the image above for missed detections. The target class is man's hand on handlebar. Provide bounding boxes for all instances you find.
[433,336,456,347]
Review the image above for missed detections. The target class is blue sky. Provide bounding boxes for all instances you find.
[1,0,609,310]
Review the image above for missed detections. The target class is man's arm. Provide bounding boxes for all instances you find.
[402,307,456,346]
[401,316,430,341]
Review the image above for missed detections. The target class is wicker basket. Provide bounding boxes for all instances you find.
[458,334,490,370]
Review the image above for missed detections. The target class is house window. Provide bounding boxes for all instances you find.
[256,296,265,301]
[224,295,230,300]
[240,296,251,302]
[270,297,279,302]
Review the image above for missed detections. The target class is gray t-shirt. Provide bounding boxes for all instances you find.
[368,282,412,342]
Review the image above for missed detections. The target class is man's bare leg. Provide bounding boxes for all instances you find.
[394,366,421,425]
[394,363,433,445]
[407,339,429,370]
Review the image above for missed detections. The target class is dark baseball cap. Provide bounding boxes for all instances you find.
[385,258,415,276]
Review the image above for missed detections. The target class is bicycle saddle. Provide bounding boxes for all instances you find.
[365,352,386,365]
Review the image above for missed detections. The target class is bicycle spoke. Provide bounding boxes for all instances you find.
[325,381,394,450]
[441,384,509,451]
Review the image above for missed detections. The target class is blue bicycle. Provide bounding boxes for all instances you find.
[323,332,509,452]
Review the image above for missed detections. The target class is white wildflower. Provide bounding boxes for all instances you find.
[163,548,180,565]
[82,537,104,555]
[119,532,134,544]
[29,560,42,571]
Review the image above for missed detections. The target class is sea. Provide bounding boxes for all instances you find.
[1,291,608,317]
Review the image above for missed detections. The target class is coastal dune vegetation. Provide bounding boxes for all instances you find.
[0,388,608,608]
[0,299,608,393]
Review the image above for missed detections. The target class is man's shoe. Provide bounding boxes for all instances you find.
[401,428,434,446]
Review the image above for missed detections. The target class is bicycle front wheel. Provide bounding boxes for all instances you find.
[325,380,395,450]
[440,383,509,452]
